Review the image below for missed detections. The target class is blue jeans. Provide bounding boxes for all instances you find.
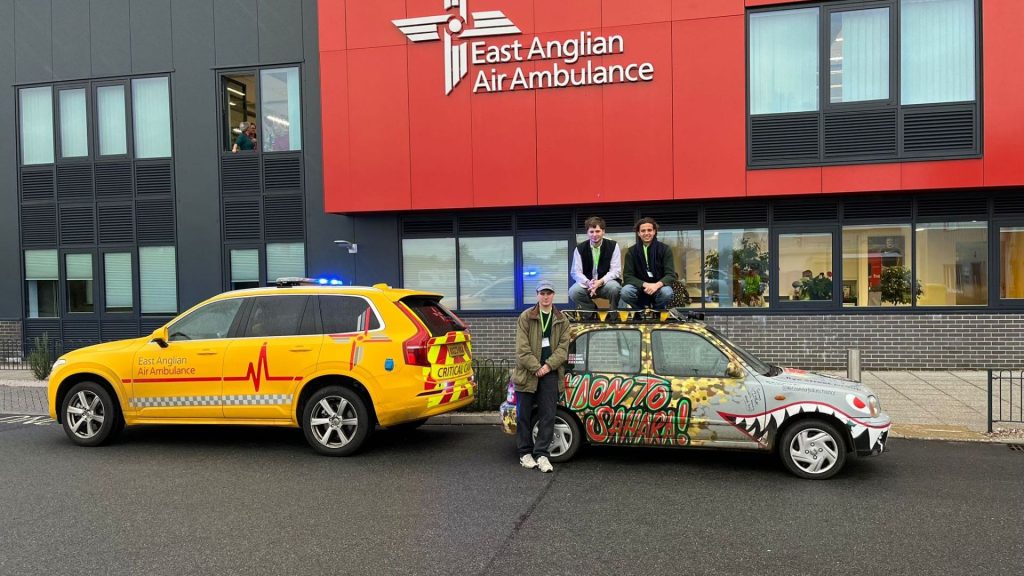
[516,372,559,458]
[569,280,621,310]
[619,284,673,309]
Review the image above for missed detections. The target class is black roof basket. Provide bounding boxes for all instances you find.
[562,307,705,324]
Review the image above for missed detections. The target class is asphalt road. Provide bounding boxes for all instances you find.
[0,420,1022,576]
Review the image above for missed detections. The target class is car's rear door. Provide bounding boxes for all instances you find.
[650,328,763,448]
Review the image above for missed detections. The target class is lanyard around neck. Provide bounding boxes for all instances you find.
[540,310,552,334]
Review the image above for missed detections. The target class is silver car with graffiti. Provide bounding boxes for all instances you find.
[500,309,891,479]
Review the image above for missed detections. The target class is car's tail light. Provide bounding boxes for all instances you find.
[398,303,431,367]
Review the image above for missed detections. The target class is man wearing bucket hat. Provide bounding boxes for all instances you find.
[512,279,571,473]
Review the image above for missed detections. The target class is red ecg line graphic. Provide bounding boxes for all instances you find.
[222,342,298,392]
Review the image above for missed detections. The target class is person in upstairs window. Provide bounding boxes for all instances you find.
[513,280,570,473]
[619,217,676,310]
[232,121,257,153]
[569,216,622,310]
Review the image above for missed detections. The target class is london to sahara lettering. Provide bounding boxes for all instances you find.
[470,33,655,93]
[566,374,690,446]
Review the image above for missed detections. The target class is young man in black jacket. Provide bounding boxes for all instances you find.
[619,217,676,309]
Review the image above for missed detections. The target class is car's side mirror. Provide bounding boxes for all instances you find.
[151,327,170,348]
[725,362,745,379]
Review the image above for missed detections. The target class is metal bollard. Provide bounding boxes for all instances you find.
[847,349,861,382]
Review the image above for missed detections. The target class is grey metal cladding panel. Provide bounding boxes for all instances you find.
[224,198,262,241]
[20,167,56,202]
[823,109,897,158]
[135,161,173,195]
[215,0,259,67]
[136,198,175,244]
[222,155,261,193]
[56,164,94,203]
[263,154,302,191]
[21,204,58,246]
[24,320,61,343]
[749,114,819,164]
[14,0,53,83]
[0,0,19,319]
[51,0,91,81]
[354,216,401,288]
[902,107,976,154]
[264,194,304,240]
[62,322,101,345]
[102,321,140,342]
[130,0,173,73]
[258,0,303,64]
[59,204,97,245]
[90,0,132,77]
[172,0,221,309]
[98,203,135,244]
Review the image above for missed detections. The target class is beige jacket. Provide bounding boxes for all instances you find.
[513,305,571,394]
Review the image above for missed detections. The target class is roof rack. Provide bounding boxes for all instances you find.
[562,307,705,324]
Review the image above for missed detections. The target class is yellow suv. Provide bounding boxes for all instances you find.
[47,281,474,455]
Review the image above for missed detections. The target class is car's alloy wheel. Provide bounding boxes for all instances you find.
[61,381,121,447]
[302,386,370,456]
[532,409,582,463]
[779,418,846,479]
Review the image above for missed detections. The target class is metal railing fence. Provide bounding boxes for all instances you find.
[988,370,1023,432]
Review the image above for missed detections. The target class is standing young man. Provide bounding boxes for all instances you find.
[569,216,622,310]
[513,280,571,473]
[620,217,677,309]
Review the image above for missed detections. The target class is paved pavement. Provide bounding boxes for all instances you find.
[3,369,1021,441]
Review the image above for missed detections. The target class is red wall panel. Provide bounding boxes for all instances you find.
[407,42,474,210]
[534,0,601,33]
[319,0,346,51]
[346,0,406,49]
[602,23,673,203]
[902,160,984,191]
[673,0,745,20]
[346,46,412,211]
[673,16,745,200]
[473,0,534,34]
[747,168,821,197]
[471,78,538,208]
[822,164,901,195]
[982,0,1024,187]
[320,50,350,213]
[603,0,672,27]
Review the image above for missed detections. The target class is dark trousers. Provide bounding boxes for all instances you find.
[516,372,559,458]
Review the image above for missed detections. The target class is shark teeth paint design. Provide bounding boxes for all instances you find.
[719,402,890,451]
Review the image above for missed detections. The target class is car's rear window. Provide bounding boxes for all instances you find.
[401,297,465,337]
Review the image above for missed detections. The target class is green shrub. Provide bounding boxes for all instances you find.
[27,333,54,381]
[466,358,511,412]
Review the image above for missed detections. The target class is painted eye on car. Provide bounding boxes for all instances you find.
[846,394,870,414]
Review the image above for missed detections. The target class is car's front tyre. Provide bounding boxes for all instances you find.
[534,408,582,463]
[779,418,847,479]
[60,381,122,447]
[302,386,371,456]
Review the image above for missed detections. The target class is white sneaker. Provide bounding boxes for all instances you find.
[520,454,538,469]
[536,456,553,473]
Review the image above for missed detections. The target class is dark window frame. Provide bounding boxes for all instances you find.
[217,64,305,157]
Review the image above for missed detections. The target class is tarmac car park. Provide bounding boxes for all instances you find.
[501,309,891,479]
[47,280,474,455]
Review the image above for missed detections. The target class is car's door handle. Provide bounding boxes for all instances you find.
[197,350,218,356]
[289,347,312,353]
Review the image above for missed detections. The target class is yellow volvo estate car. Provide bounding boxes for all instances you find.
[47,280,474,455]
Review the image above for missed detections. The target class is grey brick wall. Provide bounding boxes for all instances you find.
[0,321,24,360]
[465,313,1024,371]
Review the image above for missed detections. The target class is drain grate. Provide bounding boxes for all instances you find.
[1010,444,1024,452]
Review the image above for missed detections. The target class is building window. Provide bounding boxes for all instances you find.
[104,252,133,313]
[748,8,819,114]
[842,225,913,307]
[916,222,987,306]
[830,7,890,103]
[999,227,1024,300]
[522,240,569,305]
[223,73,257,152]
[402,238,457,308]
[132,77,172,159]
[267,243,306,282]
[778,233,834,302]
[65,254,95,313]
[25,250,59,318]
[140,246,177,314]
[260,67,302,152]
[230,249,260,290]
[659,230,703,307]
[19,87,54,165]
[900,0,975,105]
[58,88,89,158]
[96,85,127,156]
[459,237,513,310]
[704,229,770,308]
